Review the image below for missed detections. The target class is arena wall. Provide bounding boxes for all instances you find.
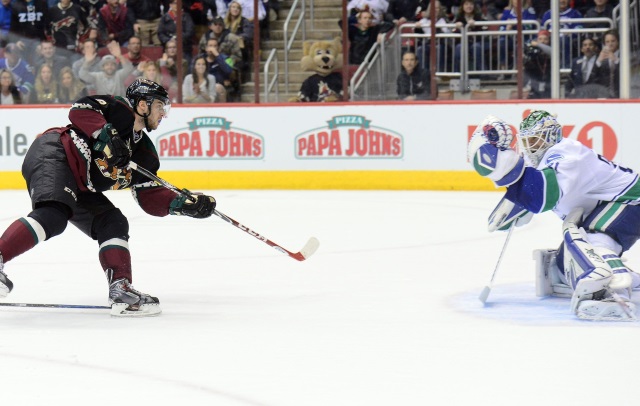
[0,100,635,190]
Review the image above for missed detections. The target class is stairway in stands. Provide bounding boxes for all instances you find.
[239,0,342,102]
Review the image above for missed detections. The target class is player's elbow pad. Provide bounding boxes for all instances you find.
[470,144,524,187]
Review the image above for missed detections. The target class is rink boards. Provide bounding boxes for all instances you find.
[0,100,635,190]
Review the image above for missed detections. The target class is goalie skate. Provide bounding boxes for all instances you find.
[576,299,637,322]
[108,277,161,317]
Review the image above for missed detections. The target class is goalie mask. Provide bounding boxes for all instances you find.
[517,110,562,166]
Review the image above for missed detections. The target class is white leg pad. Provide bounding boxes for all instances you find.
[534,249,572,298]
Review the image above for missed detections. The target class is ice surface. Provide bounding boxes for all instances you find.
[0,190,638,406]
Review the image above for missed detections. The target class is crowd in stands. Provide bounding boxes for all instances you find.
[339,0,623,100]
[0,0,274,105]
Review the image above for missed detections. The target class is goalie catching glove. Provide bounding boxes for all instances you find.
[467,115,525,187]
[93,123,131,168]
[170,189,216,218]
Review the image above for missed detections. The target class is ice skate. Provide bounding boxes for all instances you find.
[108,277,161,317]
[576,299,637,322]
[0,253,13,298]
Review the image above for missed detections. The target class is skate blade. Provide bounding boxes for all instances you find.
[110,303,162,317]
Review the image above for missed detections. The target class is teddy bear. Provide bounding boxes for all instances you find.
[290,37,344,102]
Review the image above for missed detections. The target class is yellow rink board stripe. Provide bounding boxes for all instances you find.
[0,171,501,191]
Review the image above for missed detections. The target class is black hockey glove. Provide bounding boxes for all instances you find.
[93,123,131,168]
[169,190,216,219]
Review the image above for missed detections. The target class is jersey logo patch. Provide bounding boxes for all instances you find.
[545,153,564,165]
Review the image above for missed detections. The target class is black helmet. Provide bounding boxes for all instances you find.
[126,78,170,110]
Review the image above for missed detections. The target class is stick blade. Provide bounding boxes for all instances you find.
[478,286,491,305]
[298,237,320,260]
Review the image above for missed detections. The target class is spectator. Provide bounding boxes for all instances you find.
[216,0,265,21]
[392,0,422,53]
[198,16,242,68]
[0,0,11,48]
[97,0,135,46]
[79,40,134,96]
[33,40,71,77]
[584,0,614,28]
[203,36,233,102]
[127,0,163,46]
[0,43,35,96]
[541,0,582,68]
[158,0,195,63]
[415,0,452,72]
[452,0,488,72]
[158,37,187,101]
[9,0,50,62]
[396,51,430,100]
[0,68,23,104]
[58,65,88,103]
[592,28,619,98]
[497,0,537,75]
[31,64,59,103]
[72,38,102,77]
[565,36,607,98]
[386,0,420,25]
[523,29,551,99]
[347,0,390,25]
[47,0,89,58]
[339,9,394,66]
[183,55,216,103]
[124,35,150,68]
[138,60,172,90]
[224,0,254,68]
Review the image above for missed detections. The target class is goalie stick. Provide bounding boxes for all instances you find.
[127,161,320,261]
[479,219,517,305]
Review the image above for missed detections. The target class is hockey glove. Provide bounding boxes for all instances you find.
[468,116,524,188]
[93,124,131,168]
[170,190,216,218]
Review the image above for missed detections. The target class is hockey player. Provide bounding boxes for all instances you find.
[0,78,216,317]
[468,110,640,321]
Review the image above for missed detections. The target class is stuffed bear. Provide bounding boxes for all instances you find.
[290,37,343,102]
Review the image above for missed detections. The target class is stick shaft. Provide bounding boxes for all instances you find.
[128,161,317,261]
[479,222,516,304]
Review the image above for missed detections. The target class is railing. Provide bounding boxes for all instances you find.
[283,0,306,94]
[349,29,401,100]
[263,48,279,102]
[613,0,638,52]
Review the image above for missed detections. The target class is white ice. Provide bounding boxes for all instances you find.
[0,189,638,406]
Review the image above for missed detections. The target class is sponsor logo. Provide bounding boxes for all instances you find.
[295,115,403,159]
[545,153,564,165]
[156,116,264,159]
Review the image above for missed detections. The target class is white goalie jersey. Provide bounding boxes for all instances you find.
[506,138,640,219]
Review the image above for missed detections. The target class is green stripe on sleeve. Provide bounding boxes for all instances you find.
[541,168,561,212]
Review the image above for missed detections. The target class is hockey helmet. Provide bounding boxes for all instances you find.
[517,110,562,166]
[126,78,171,117]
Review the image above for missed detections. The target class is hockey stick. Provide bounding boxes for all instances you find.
[479,220,517,305]
[0,302,110,310]
[128,161,320,261]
